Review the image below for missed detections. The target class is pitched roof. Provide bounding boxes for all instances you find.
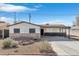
[0,21,6,23]
[8,21,40,27]
[40,24,71,28]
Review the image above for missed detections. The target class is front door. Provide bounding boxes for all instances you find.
[4,30,9,38]
[0,30,2,38]
[40,29,44,36]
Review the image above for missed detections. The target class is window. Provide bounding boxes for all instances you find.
[29,28,35,33]
[14,28,20,33]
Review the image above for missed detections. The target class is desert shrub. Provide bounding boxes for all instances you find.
[11,41,18,48]
[14,50,18,53]
[39,41,53,53]
[33,38,41,42]
[33,39,38,41]
[3,39,12,48]
[2,38,18,48]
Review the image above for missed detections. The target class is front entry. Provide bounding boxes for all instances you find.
[40,29,44,36]
[0,29,9,39]
[4,30,9,38]
[0,30,2,38]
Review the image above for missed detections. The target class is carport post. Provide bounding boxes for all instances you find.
[61,28,63,37]
[61,27,63,33]
[65,28,67,37]
[68,28,70,38]
[2,29,4,39]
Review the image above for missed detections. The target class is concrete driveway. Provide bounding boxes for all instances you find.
[42,36,79,56]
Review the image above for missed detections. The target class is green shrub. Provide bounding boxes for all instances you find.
[39,41,53,53]
[3,39,12,48]
[2,38,18,48]
[11,41,18,48]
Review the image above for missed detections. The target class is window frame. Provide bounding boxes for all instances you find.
[29,28,36,33]
[14,28,20,33]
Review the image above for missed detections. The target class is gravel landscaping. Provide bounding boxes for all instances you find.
[0,38,57,56]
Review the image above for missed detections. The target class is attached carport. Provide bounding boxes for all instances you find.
[40,24,71,38]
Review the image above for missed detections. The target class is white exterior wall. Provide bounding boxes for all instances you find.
[44,28,60,33]
[44,28,67,33]
[9,23,40,33]
[9,23,40,38]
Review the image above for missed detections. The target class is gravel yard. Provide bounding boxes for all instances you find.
[0,39,57,55]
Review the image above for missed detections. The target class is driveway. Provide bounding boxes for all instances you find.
[42,36,79,56]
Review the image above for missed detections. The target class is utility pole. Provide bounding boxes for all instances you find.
[28,13,31,23]
[14,12,16,24]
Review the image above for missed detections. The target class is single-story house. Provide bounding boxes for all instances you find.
[8,21,41,39]
[40,24,71,37]
[71,26,79,37]
[69,26,79,39]
[0,21,71,39]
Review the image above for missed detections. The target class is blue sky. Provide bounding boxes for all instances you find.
[0,3,79,26]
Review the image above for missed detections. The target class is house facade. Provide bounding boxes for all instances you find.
[8,21,41,39]
[71,26,79,36]
[71,16,79,37]
[0,21,71,39]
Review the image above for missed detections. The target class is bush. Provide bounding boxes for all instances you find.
[33,38,41,42]
[3,39,12,48]
[39,41,53,53]
[11,41,18,48]
[2,38,18,48]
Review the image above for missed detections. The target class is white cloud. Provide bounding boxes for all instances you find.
[0,17,14,24]
[41,21,65,25]
[0,3,38,12]
[34,4,42,8]
[38,19,71,26]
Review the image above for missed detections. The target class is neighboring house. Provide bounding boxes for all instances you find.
[0,21,9,38]
[8,21,41,39]
[71,16,79,37]
[40,24,71,37]
[72,16,79,26]
[71,26,79,36]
